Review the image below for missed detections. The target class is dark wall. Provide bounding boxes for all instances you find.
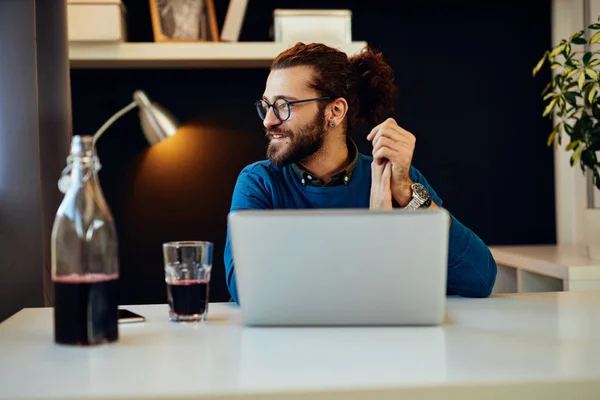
[0,0,71,321]
[69,0,555,305]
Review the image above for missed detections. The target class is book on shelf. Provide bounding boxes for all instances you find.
[220,0,249,42]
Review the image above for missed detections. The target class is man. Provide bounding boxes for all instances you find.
[224,42,497,304]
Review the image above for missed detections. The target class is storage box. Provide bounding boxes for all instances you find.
[273,9,352,44]
[67,0,127,42]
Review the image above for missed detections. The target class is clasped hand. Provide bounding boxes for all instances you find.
[368,118,416,210]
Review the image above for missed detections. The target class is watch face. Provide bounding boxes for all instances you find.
[413,183,431,201]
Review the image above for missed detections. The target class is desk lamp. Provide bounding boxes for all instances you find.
[93,90,179,146]
[58,90,178,193]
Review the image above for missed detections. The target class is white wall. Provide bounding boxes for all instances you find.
[553,0,600,246]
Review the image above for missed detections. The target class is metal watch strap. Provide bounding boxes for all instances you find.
[403,182,432,210]
[404,196,422,210]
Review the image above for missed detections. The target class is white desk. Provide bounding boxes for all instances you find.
[490,245,600,293]
[2,292,600,399]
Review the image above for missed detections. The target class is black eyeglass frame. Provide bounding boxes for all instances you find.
[254,96,331,121]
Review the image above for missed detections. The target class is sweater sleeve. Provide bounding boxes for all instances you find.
[224,166,273,304]
[410,167,497,298]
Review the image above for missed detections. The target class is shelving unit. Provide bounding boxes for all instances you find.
[69,41,368,69]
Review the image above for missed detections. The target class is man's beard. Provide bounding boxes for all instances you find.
[265,108,327,166]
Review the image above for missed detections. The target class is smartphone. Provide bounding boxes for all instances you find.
[118,308,146,324]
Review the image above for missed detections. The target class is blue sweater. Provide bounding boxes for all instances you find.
[224,153,497,304]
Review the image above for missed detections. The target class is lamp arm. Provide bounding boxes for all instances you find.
[92,101,138,146]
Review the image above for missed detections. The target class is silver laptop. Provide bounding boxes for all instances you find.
[228,208,449,327]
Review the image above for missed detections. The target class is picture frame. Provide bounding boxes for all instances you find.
[149,0,219,42]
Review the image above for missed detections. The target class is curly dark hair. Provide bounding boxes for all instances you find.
[271,42,398,129]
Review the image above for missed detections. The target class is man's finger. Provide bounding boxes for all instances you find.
[382,162,392,190]
[385,120,414,138]
[372,126,414,150]
[372,131,400,150]
[371,160,384,181]
[366,123,383,141]
[395,132,416,145]
[373,136,403,154]
[373,146,397,164]
[368,118,399,140]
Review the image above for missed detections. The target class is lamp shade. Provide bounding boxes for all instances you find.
[133,90,179,145]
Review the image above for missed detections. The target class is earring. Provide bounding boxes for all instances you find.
[329,122,335,127]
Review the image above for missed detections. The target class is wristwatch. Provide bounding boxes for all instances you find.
[404,182,432,209]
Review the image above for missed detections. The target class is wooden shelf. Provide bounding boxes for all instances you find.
[69,41,368,69]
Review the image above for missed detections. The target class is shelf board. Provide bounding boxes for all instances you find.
[69,41,368,69]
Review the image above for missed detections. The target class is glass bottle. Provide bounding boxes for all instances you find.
[51,135,119,345]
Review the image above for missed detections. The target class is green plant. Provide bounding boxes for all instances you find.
[532,18,600,189]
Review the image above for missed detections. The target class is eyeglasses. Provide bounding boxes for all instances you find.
[254,96,331,122]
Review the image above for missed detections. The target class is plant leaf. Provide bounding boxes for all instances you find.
[552,74,564,89]
[564,91,578,106]
[590,59,600,67]
[541,81,553,96]
[579,70,586,90]
[558,96,565,108]
[586,67,599,81]
[564,124,574,135]
[564,44,572,57]
[533,51,548,76]
[584,52,592,65]
[589,23,600,29]
[595,104,600,120]
[543,92,556,101]
[572,115,593,140]
[550,44,566,57]
[564,81,581,91]
[584,82,595,105]
[588,84,597,104]
[591,135,600,151]
[566,140,580,151]
[547,125,559,147]
[543,97,558,117]
[581,149,598,170]
[570,143,583,166]
[571,30,585,40]
[565,68,580,80]
[572,37,588,45]
[566,108,581,121]
[591,31,600,44]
